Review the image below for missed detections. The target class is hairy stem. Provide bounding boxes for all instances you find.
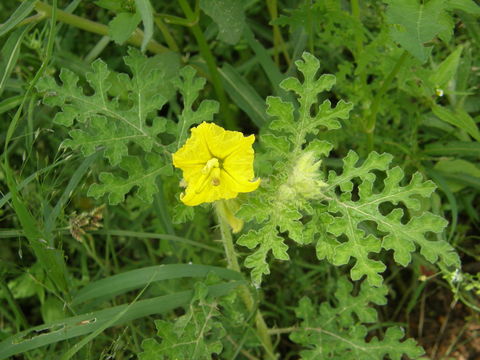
[215,201,275,359]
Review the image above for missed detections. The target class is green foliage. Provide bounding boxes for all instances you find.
[200,0,246,45]
[139,282,226,360]
[386,0,454,62]
[37,49,168,163]
[109,12,141,45]
[238,52,352,284]
[239,52,459,286]
[88,153,171,204]
[290,277,425,359]
[173,66,219,149]
[1,0,475,359]
[322,151,459,285]
[35,49,213,205]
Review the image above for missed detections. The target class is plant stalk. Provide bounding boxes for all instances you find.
[177,0,234,129]
[215,202,275,359]
[34,1,169,54]
[350,0,363,58]
[266,0,291,66]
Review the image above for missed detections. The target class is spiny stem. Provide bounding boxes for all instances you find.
[215,202,276,360]
[34,1,169,54]
[177,0,235,129]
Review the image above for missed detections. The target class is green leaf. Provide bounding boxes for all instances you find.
[0,281,242,359]
[218,64,267,127]
[386,0,453,62]
[37,49,169,160]
[88,154,172,205]
[433,159,480,191]
[140,281,228,359]
[134,0,154,51]
[72,264,242,305]
[290,277,424,360]
[423,141,480,158]
[36,49,181,204]
[95,0,124,11]
[238,52,352,284]
[324,151,459,285]
[108,12,141,45]
[3,163,69,295]
[200,0,246,45]
[243,27,288,98]
[432,104,480,141]
[429,45,463,88]
[447,0,480,15]
[173,66,219,149]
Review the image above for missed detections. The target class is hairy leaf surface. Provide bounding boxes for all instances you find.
[290,277,425,360]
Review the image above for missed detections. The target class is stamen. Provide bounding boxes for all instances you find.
[202,158,219,174]
[196,158,221,192]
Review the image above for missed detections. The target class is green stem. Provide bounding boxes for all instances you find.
[154,16,179,52]
[350,0,362,58]
[215,202,275,359]
[365,51,409,150]
[177,0,234,129]
[34,1,169,54]
[266,0,291,66]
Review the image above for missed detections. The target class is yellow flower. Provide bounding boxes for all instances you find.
[172,122,260,206]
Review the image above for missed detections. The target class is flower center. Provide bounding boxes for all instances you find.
[202,157,221,186]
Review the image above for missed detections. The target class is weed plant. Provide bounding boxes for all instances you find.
[1,0,479,359]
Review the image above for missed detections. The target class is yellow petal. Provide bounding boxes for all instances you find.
[173,122,260,206]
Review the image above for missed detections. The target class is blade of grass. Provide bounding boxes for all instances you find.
[2,0,69,295]
[72,263,243,305]
[62,269,155,360]
[423,141,480,158]
[0,95,28,115]
[218,64,267,128]
[134,0,154,52]
[96,229,223,254]
[44,152,101,238]
[0,156,73,209]
[0,0,36,38]
[0,25,32,97]
[432,104,480,142]
[0,281,243,359]
[244,26,284,95]
[0,229,222,255]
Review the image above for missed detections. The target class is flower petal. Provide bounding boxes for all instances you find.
[172,122,260,206]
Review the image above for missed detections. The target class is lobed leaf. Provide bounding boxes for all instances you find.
[88,154,172,205]
[139,282,227,359]
[290,277,424,360]
[37,49,169,162]
[173,66,219,150]
[322,151,459,285]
